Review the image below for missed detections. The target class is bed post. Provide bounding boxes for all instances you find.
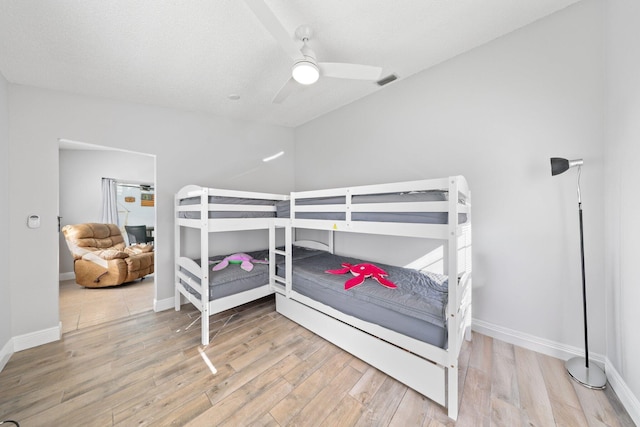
[328,229,334,254]
[175,192,181,311]
[269,223,276,288]
[447,176,460,420]
[200,187,210,345]
[465,189,473,344]
[285,221,293,297]
[448,368,459,420]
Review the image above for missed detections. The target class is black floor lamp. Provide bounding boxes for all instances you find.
[550,157,606,389]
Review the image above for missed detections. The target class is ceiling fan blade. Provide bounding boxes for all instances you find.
[244,0,302,61]
[318,62,383,81]
[272,77,298,104]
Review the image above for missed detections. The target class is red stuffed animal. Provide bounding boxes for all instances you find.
[326,262,397,290]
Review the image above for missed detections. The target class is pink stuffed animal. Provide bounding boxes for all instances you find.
[211,253,268,272]
[326,262,397,290]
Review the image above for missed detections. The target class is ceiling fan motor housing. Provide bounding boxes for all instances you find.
[292,42,319,85]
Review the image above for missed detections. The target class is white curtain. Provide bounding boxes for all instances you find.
[100,178,119,225]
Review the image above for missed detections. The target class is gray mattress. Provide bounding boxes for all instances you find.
[179,246,323,301]
[180,245,450,348]
[277,251,449,348]
[178,190,467,224]
[178,196,277,219]
[279,190,466,224]
[180,249,271,300]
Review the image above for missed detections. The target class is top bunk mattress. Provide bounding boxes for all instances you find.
[277,251,450,348]
[178,196,278,219]
[277,190,467,224]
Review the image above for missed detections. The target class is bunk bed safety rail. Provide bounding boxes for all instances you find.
[291,176,465,200]
[288,177,469,235]
[292,201,466,214]
[175,270,203,296]
[176,185,288,211]
[206,204,277,212]
[297,177,454,197]
[291,176,469,199]
[291,177,469,222]
[177,185,288,201]
[350,201,451,213]
[176,256,201,277]
[175,257,204,294]
[176,184,203,199]
[177,204,279,213]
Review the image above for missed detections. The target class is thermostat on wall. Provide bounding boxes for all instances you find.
[27,214,40,229]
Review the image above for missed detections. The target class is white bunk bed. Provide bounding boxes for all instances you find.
[173,176,472,420]
[274,176,472,420]
[174,185,288,346]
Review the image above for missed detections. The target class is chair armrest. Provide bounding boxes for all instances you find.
[81,252,108,269]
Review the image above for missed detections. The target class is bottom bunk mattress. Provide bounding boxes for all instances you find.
[278,252,450,348]
[180,249,271,301]
[179,246,322,301]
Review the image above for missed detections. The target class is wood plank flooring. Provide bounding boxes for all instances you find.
[0,295,635,426]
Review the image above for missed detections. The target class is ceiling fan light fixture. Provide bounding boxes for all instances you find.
[292,60,319,85]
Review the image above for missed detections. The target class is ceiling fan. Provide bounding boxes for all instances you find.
[244,0,383,103]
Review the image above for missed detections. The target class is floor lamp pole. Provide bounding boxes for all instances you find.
[564,167,606,389]
[579,202,589,367]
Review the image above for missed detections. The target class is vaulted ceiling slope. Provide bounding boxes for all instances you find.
[0,0,582,128]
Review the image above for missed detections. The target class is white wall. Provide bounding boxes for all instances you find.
[295,0,605,355]
[0,71,11,364]
[58,149,155,275]
[8,84,295,340]
[605,0,640,411]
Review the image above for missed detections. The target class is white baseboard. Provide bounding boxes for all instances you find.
[59,271,75,281]
[154,297,175,312]
[12,322,61,352]
[605,358,640,426]
[0,338,13,372]
[472,318,640,423]
[472,318,605,364]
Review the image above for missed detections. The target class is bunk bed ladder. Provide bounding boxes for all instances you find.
[269,223,291,296]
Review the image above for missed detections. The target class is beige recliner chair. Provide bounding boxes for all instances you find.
[62,223,154,288]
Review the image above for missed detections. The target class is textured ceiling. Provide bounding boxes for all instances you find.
[0,0,582,128]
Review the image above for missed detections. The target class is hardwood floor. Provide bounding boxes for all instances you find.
[1,295,635,426]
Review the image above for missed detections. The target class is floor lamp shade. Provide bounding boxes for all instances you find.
[551,157,584,176]
[550,157,606,389]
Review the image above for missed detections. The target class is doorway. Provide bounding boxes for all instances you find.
[58,139,156,333]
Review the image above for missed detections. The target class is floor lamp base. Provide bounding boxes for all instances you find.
[566,357,607,389]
